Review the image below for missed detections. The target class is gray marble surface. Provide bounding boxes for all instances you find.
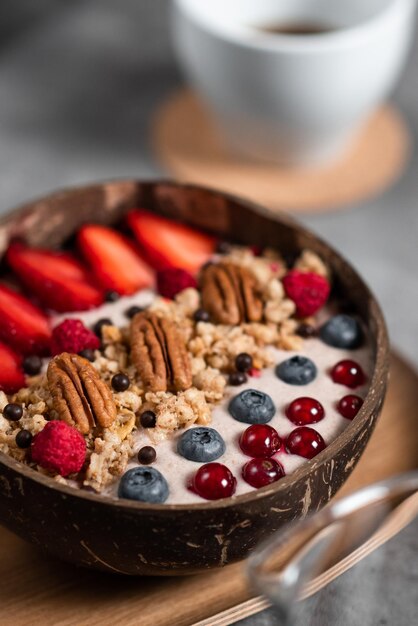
[0,2,417,624]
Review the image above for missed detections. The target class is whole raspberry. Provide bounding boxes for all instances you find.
[51,318,100,355]
[31,421,86,477]
[156,268,197,300]
[283,270,330,318]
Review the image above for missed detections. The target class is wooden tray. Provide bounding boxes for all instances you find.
[1,353,417,626]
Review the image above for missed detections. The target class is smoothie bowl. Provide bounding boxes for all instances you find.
[0,180,389,575]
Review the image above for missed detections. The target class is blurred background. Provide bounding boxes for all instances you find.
[0,0,416,362]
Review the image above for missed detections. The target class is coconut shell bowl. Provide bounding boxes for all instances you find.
[0,180,389,576]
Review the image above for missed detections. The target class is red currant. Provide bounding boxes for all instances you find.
[331,360,366,388]
[338,394,363,419]
[239,424,281,458]
[190,463,236,500]
[285,397,325,426]
[242,458,285,488]
[286,427,326,459]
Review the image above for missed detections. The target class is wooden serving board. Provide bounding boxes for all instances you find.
[0,353,417,626]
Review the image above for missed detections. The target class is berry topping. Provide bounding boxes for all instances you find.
[296,323,317,338]
[228,372,248,386]
[235,353,253,373]
[286,427,326,459]
[0,284,51,355]
[242,458,285,488]
[0,343,25,394]
[31,421,86,477]
[190,463,236,500]
[276,356,317,386]
[51,319,100,356]
[125,305,145,319]
[156,267,197,300]
[320,315,364,349]
[16,429,32,449]
[239,424,281,458]
[250,245,262,257]
[331,360,366,388]
[286,397,325,426]
[338,394,364,419]
[93,318,113,337]
[282,270,330,318]
[177,427,225,463]
[22,355,42,376]
[229,389,276,424]
[104,290,120,303]
[6,242,103,312]
[78,348,96,362]
[118,466,169,503]
[138,446,157,465]
[127,209,216,273]
[193,308,210,323]
[111,373,130,392]
[140,410,157,428]
[78,224,154,295]
[3,403,23,422]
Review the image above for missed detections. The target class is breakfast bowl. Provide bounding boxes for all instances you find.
[0,180,389,575]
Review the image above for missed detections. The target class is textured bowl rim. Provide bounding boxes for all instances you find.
[0,179,390,512]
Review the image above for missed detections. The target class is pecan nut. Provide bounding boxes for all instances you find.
[47,353,117,435]
[200,263,263,325]
[130,312,192,393]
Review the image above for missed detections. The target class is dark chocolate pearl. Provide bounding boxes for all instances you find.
[228,372,248,386]
[193,308,210,323]
[216,241,232,255]
[16,429,32,449]
[105,290,120,303]
[297,323,317,338]
[78,348,96,362]
[3,403,23,422]
[125,305,144,319]
[235,353,253,373]
[283,252,298,269]
[93,318,113,337]
[111,373,130,392]
[140,410,157,428]
[22,355,42,376]
[138,446,156,465]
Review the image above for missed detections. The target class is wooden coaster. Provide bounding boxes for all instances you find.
[0,353,417,626]
[153,90,410,214]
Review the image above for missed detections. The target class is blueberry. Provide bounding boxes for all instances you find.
[118,467,169,503]
[22,355,42,375]
[275,356,317,386]
[177,427,225,463]
[319,314,363,349]
[229,389,275,424]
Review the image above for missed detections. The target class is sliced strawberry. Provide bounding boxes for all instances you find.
[77,224,154,295]
[0,284,51,355]
[0,342,25,394]
[7,243,104,313]
[127,209,216,272]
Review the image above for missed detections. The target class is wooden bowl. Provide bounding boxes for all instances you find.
[0,180,389,576]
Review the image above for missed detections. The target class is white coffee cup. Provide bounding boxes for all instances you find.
[172,0,416,167]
